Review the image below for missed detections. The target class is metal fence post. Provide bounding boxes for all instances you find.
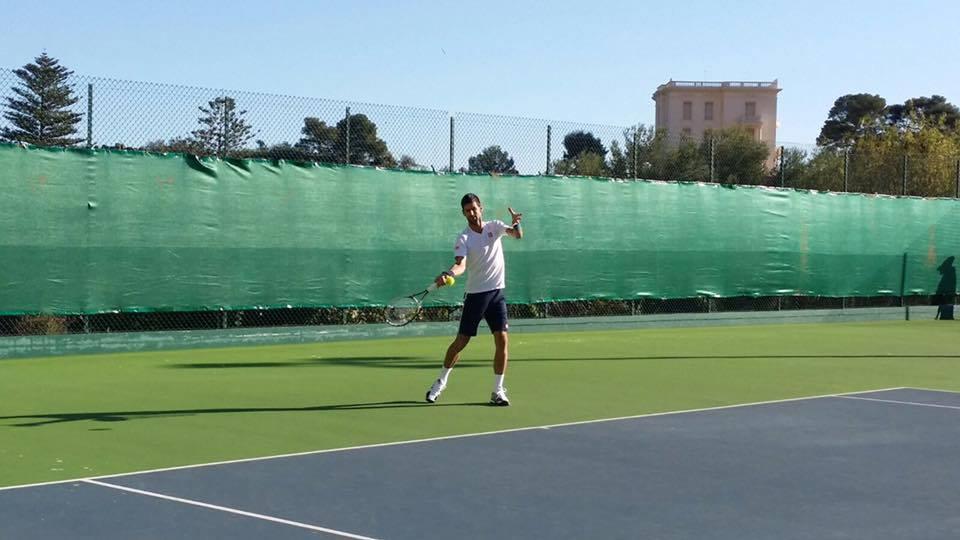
[344,107,351,165]
[955,158,959,198]
[901,154,908,196]
[449,116,454,172]
[220,93,227,157]
[546,125,552,175]
[900,252,910,320]
[779,145,785,187]
[843,149,849,192]
[86,83,93,148]
[709,135,715,182]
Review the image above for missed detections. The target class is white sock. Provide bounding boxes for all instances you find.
[438,367,452,385]
[493,374,505,392]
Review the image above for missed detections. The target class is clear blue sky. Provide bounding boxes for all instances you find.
[3,0,958,145]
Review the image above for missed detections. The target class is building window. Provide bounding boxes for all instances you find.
[704,102,714,121]
[745,101,756,118]
[683,101,692,121]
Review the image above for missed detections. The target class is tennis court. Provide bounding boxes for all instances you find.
[2,320,959,538]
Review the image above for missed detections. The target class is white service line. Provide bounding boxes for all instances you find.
[889,386,960,395]
[83,479,380,540]
[0,386,908,493]
[836,395,960,411]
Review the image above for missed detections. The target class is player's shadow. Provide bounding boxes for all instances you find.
[935,256,956,320]
[168,353,960,371]
[0,400,489,428]
[168,356,490,370]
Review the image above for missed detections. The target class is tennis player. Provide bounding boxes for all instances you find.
[425,193,523,406]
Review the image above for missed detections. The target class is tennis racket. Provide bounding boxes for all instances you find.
[385,277,453,327]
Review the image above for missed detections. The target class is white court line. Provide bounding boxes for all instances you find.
[0,386,907,493]
[889,386,960,395]
[836,395,960,411]
[83,479,380,540]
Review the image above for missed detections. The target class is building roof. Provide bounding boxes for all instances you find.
[653,80,780,99]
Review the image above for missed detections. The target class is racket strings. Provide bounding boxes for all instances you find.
[385,296,421,326]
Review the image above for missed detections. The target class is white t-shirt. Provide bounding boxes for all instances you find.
[454,220,508,294]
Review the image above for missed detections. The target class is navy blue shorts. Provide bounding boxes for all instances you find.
[458,289,508,336]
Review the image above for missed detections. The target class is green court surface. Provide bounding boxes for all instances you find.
[1,320,956,488]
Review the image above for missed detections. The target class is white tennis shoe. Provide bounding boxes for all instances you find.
[489,388,510,406]
[425,379,446,403]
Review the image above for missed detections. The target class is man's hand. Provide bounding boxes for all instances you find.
[435,271,453,287]
[508,207,522,226]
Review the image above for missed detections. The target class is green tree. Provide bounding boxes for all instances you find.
[296,117,341,163]
[341,113,395,167]
[886,95,960,133]
[142,137,200,155]
[701,128,770,184]
[846,129,904,195]
[812,93,960,196]
[562,130,606,160]
[817,93,887,147]
[608,139,628,178]
[777,147,811,188]
[801,148,846,192]
[898,121,960,196]
[190,96,256,158]
[1,53,83,146]
[840,119,960,197]
[620,125,666,180]
[664,137,707,181]
[244,140,317,162]
[467,145,517,174]
[398,155,419,170]
[296,114,395,167]
[611,125,702,181]
[553,152,608,177]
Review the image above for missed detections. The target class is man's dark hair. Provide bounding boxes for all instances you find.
[461,193,481,208]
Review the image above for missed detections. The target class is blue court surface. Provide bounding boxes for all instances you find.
[2,387,960,539]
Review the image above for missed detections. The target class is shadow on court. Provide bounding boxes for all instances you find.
[168,356,487,370]
[0,400,489,428]
[167,353,960,370]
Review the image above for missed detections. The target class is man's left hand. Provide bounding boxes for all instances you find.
[508,207,523,226]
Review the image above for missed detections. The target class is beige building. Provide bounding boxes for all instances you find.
[652,80,781,167]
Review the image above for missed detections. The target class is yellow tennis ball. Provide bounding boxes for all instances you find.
[443,275,455,286]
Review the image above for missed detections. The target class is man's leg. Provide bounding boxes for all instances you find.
[427,291,487,403]
[493,330,508,376]
[489,331,510,405]
[426,334,471,403]
[486,289,510,406]
[444,333,471,369]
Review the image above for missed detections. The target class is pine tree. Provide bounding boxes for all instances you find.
[190,96,255,158]
[2,53,83,146]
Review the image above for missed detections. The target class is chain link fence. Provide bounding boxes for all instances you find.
[1,66,958,337]
[0,294,952,337]
[777,142,960,197]
[2,67,958,190]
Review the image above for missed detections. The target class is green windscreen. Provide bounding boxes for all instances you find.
[1,143,957,315]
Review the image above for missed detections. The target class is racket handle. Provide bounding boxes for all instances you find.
[427,282,439,292]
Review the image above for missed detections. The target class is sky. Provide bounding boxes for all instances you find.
[2,0,958,146]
